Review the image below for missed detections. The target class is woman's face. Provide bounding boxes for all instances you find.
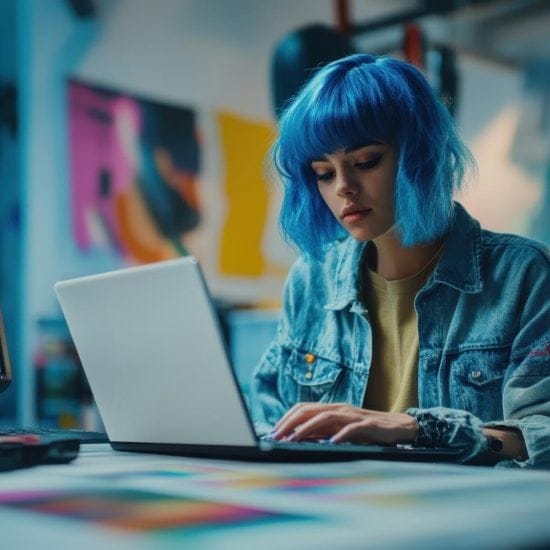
[310,142,397,243]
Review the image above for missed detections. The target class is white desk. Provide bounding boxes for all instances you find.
[1,444,549,549]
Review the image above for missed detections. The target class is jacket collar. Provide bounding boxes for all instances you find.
[324,202,483,311]
[323,237,367,311]
[432,202,483,293]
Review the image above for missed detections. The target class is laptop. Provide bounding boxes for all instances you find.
[54,257,465,463]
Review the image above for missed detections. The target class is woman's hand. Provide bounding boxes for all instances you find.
[272,403,419,445]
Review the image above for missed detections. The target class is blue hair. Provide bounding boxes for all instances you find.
[272,53,475,258]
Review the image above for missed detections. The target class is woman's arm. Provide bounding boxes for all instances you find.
[273,406,528,462]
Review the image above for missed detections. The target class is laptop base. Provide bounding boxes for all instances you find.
[111,440,465,463]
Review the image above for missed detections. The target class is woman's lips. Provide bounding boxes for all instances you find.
[342,208,372,223]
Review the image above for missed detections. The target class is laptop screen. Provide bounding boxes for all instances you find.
[0,311,12,393]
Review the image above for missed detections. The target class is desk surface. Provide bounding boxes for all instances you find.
[0,444,549,549]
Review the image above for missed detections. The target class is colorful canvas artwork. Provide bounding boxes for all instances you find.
[0,488,308,534]
[68,80,202,264]
[85,461,452,499]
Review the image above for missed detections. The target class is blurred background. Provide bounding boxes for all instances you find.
[0,0,549,429]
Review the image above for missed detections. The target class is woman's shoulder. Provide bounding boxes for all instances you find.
[451,202,549,269]
[481,229,549,266]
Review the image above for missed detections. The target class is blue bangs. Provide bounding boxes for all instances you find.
[272,53,475,258]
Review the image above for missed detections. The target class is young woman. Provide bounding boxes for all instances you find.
[250,54,550,468]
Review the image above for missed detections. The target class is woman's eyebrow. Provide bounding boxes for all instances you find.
[343,140,384,154]
[310,141,385,163]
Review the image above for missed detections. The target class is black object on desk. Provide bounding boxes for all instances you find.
[0,427,108,444]
[0,436,80,472]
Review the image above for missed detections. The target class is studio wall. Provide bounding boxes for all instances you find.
[12,0,545,424]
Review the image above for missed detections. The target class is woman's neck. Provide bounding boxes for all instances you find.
[368,230,444,281]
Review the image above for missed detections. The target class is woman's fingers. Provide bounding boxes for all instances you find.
[273,403,329,439]
[273,406,419,445]
[273,403,364,441]
[289,409,364,441]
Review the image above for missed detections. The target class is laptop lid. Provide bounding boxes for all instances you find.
[54,258,257,447]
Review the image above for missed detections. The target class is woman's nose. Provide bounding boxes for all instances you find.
[335,170,359,197]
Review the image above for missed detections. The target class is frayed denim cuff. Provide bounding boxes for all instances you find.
[406,407,489,462]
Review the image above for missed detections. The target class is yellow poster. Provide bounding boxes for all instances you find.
[217,111,276,277]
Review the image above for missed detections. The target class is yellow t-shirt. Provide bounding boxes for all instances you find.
[362,250,441,413]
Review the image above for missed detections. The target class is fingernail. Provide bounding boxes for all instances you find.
[268,430,280,440]
[287,431,297,442]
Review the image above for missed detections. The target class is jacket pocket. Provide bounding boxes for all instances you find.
[281,347,345,405]
[450,347,508,421]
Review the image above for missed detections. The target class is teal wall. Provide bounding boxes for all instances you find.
[0,0,19,418]
[16,0,121,423]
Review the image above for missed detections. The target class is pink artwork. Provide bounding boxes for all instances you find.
[67,80,202,263]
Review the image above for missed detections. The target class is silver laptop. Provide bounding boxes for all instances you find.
[54,258,465,463]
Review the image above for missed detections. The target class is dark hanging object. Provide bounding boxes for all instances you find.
[0,84,17,136]
[66,0,96,18]
[437,45,459,117]
[270,24,357,118]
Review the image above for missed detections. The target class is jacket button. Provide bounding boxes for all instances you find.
[305,371,313,380]
[471,370,482,379]
[304,353,316,364]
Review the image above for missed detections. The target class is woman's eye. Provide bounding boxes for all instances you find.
[315,171,334,183]
[355,155,382,170]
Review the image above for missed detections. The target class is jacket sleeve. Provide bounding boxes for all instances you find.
[412,247,550,468]
[487,247,550,468]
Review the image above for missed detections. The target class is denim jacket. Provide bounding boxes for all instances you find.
[251,203,550,468]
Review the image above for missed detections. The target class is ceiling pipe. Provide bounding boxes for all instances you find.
[343,0,537,35]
